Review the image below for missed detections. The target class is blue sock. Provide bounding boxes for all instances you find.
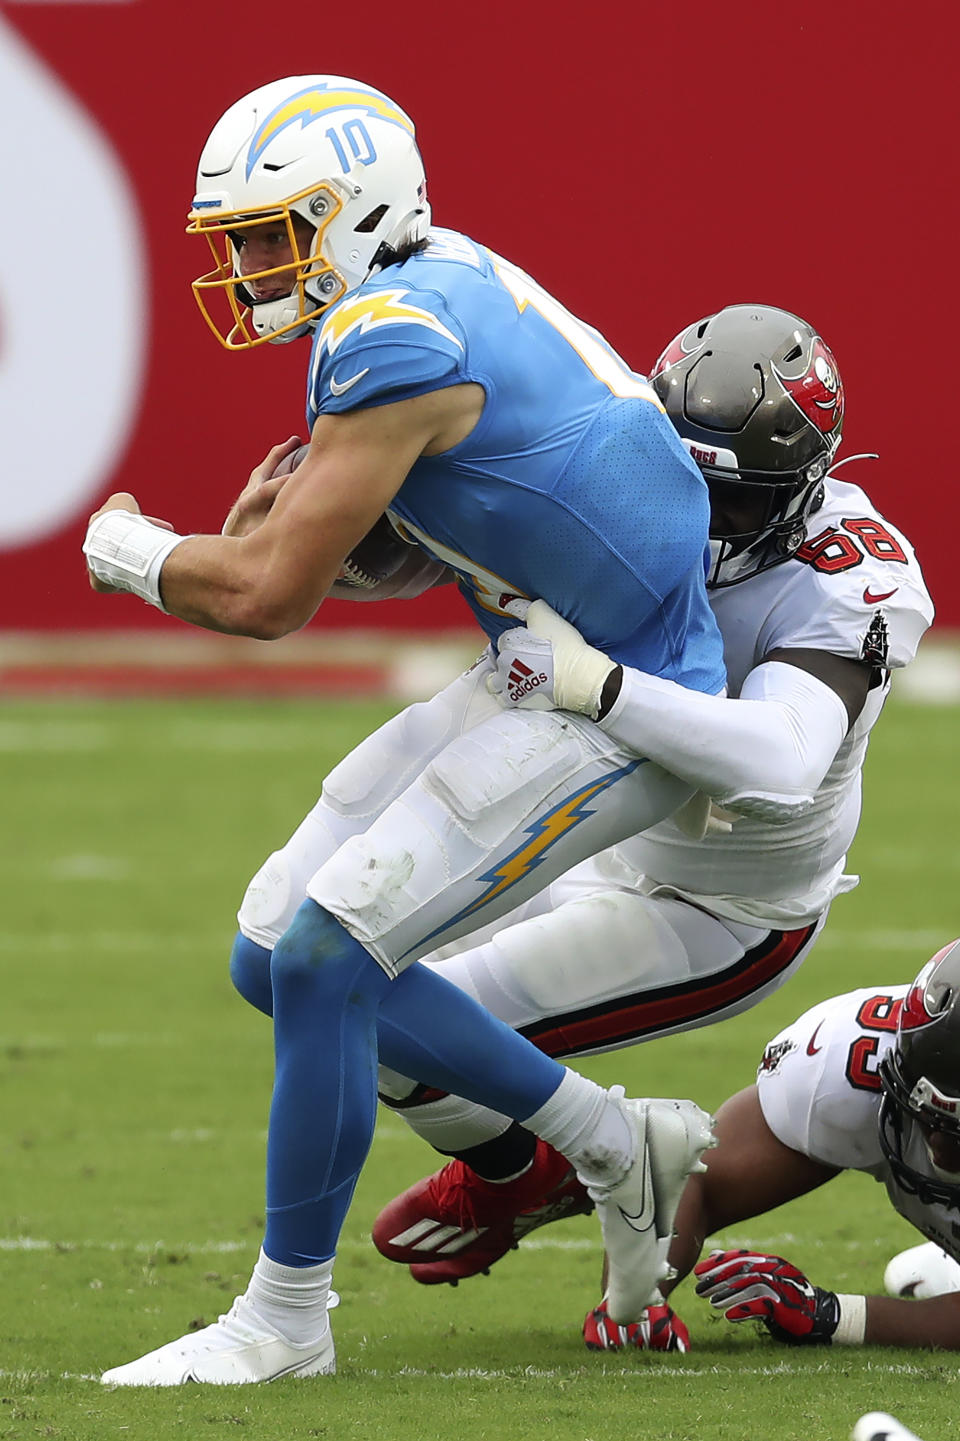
[264,899,565,1267]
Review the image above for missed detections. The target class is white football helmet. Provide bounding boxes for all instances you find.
[187,76,431,349]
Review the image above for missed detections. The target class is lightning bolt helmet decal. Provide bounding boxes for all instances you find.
[245,82,416,181]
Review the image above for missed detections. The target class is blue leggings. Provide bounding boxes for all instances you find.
[235,911,564,1266]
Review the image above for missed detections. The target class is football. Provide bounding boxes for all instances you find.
[339,513,414,589]
[271,442,312,478]
[271,444,412,589]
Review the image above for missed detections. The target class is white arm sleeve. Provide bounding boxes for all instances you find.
[599,659,849,821]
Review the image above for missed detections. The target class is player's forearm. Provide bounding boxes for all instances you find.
[84,509,335,638]
[599,660,848,821]
[157,533,333,637]
[155,536,269,635]
[861,1292,960,1349]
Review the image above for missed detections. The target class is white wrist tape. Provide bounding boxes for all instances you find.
[833,1293,867,1345]
[83,511,188,612]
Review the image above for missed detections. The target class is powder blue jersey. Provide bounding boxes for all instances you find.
[306,229,724,693]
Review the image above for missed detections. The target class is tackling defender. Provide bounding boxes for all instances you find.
[84,77,726,1384]
[587,937,960,1353]
[366,306,933,1313]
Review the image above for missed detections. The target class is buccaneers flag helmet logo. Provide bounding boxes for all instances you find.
[776,338,845,436]
[898,959,940,1032]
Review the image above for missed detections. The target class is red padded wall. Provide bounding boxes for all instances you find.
[0,0,953,631]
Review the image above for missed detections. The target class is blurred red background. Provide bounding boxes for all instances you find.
[0,0,953,633]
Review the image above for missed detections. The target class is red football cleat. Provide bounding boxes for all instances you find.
[583,1297,690,1352]
[373,1139,593,1285]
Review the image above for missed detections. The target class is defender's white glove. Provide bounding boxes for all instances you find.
[488,599,618,718]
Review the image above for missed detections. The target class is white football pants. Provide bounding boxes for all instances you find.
[237,652,694,975]
[377,852,825,1138]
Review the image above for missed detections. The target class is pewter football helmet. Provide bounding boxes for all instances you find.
[651,305,844,586]
[879,939,960,1210]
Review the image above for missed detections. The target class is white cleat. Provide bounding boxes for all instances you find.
[100,1295,336,1386]
[883,1240,960,1299]
[591,1095,714,1325]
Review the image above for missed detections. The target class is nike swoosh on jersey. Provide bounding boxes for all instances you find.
[329,367,370,396]
[806,1021,824,1056]
[863,586,899,603]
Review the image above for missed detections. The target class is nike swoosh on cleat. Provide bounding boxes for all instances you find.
[617,1204,655,1234]
[330,367,370,396]
[616,1149,655,1233]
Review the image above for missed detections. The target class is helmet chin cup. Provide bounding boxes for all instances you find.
[253,296,315,345]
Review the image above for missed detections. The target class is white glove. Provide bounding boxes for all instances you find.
[488,599,618,718]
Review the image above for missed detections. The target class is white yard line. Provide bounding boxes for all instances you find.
[0,1230,891,1257]
[0,1235,595,1254]
[0,1360,944,1384]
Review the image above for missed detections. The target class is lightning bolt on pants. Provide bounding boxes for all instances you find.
[235,655,694,970]
[305,702,694,975]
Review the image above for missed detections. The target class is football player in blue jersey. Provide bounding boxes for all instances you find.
[83,75,725,1385]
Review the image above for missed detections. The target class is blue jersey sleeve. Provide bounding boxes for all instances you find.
[306,286,470,422]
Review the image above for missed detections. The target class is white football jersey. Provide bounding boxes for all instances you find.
[612,472,934,926]
[756,986,960,1264]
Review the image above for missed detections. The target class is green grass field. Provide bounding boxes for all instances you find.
[1,689,956,1441]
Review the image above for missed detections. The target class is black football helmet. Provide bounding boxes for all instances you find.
[879,939,960,1210]
[650,304,844,587]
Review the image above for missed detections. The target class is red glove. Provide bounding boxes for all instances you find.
[693,1249,840,1345]
[583,1298,690,1352]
